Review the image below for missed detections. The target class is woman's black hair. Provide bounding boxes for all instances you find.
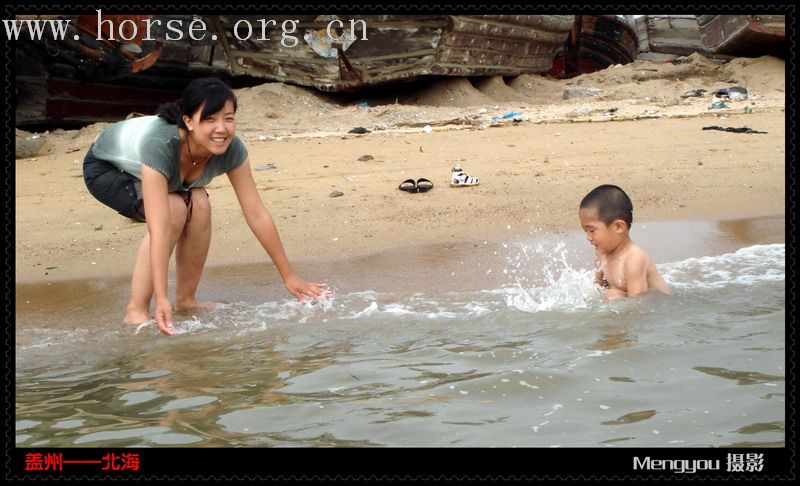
[156,77,238,128]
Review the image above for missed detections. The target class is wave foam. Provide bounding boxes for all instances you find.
[661,244,784,289]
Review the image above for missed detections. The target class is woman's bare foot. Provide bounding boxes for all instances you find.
[124,306,152,325]
[175,299,223,312]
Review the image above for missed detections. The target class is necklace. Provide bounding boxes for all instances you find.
[186,138,207,166]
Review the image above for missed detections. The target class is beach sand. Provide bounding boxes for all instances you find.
[15,54,786,285]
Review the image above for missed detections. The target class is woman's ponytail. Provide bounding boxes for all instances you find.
[156,100,185,127]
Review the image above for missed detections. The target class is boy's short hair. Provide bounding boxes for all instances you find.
[580,184,633,228]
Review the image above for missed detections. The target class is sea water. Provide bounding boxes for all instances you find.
[15,218,785,447]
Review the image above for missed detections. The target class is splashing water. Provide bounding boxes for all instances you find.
[501,240,600,313]
[188,239,602,330]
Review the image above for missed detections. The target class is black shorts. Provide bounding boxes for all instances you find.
[83,147,146,221]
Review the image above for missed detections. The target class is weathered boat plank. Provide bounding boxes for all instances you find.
[450,16,575,43]
[645,15,708,56]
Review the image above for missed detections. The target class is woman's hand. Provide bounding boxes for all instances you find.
[155,296,175,335]
[283,274,328,303]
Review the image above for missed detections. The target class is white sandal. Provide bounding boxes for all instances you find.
[450,165,479,187]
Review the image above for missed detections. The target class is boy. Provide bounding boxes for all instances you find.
[579,185,670,300]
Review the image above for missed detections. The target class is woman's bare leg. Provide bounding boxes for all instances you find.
[175,188,216,311]
[123,194,189,324]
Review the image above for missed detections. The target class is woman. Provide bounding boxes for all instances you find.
[83,77,326,335]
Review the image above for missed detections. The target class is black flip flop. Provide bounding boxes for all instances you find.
[399,179,418,193]
[416,178,434,193]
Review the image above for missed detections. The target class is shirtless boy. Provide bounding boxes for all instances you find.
[579,184,670,301]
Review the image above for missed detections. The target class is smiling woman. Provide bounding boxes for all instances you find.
[82,77,327,335]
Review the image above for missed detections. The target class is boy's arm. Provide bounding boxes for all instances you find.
[623,253,650,298]
[603,288,628,301]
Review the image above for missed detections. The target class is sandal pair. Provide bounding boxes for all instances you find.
[399,178,434,193]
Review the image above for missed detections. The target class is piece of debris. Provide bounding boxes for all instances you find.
[66,146,81,153]
[714,86,749,102]
[681,89,707,98]
[702,126,767,134]
[492,111,523,121]
[94,225,103,231]
[15,133,46,159]
[329,191,344,198]
[709,102,729,110]
[358,155,374,161]
[563,87,601,100]
[422,125,433,133]
[349,127,371,134]
[255,164,277,171]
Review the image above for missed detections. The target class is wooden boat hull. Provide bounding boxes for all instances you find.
[15,14,233,128]
[552,15,638,77]
[15,14,574,126]
[212,15,575,91]
[696,15,785,57]
[577,15,638,68]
